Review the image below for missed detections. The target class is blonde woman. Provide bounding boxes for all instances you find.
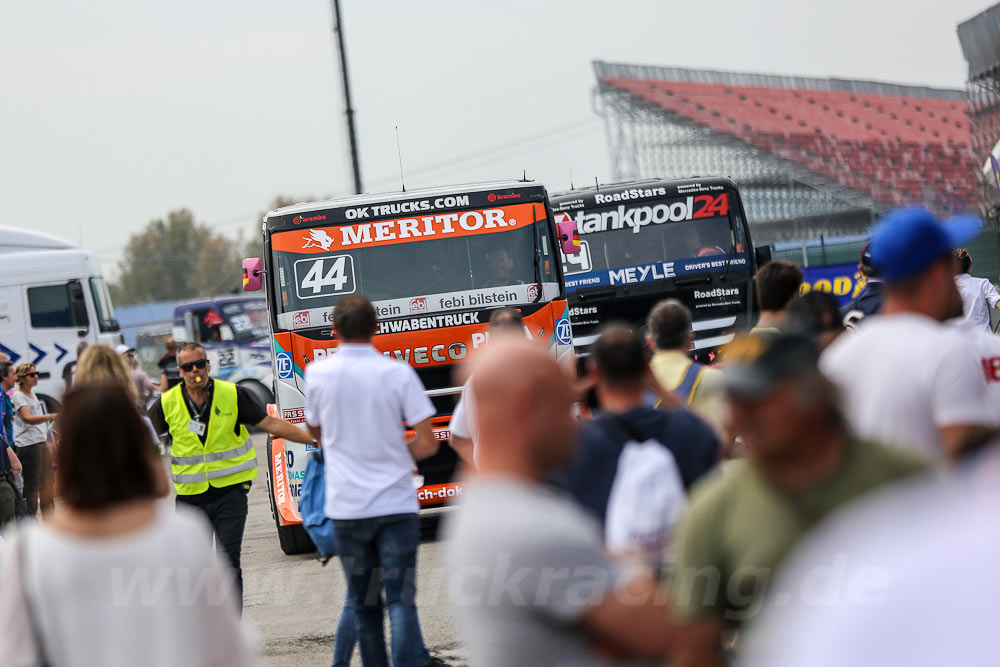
[76,346,160,450]
[13,364,57,515]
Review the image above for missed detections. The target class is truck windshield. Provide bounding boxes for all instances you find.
[270,202,555,328]
[562,195,748,288]
[219,299,269,343]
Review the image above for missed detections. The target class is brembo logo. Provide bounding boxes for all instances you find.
[293,214,327,225]
[487,192,521,202]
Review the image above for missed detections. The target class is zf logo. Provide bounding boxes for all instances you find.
[555,319,572,345]
[276,352,293,379]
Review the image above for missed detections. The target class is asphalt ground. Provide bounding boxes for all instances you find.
[232,435,468,666]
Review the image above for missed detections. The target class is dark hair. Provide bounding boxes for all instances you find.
[647,299,692,350]
[788,291,845,338]
[56,385,159,510]
[589,325,647,388]
[0,361,12,381]
[334,295,377,340]
[956,248,972,274]
[488,308,524,334]
[756,260,804,311]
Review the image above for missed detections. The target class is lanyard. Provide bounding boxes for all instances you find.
[182,382,212,423]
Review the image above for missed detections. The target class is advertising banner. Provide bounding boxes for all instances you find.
[800,263,866,307]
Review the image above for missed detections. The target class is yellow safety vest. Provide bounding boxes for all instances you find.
[162,380,256,495]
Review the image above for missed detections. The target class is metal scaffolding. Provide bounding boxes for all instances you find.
[592,61,973,240]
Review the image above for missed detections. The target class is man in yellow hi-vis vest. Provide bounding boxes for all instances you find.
[149,342,313,610]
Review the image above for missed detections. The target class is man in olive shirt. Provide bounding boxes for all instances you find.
[669,333,927,667]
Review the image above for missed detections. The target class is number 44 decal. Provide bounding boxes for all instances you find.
[293,255,357,300]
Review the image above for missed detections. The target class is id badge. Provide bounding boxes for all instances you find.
[188,420,207,436]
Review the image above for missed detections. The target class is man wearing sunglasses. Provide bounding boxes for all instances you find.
[149,341,314,611]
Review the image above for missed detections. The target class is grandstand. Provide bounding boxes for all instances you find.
[593,61,978,248]
[960,3,1000,209]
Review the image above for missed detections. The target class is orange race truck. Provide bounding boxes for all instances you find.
[242,181,580,554]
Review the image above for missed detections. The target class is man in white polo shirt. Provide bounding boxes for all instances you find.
[821,208,994,462]
[305,295,440,667]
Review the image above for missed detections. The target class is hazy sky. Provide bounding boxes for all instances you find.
[1,0,992,276]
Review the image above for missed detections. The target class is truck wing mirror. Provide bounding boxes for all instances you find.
[755,245,773,268]
[242,258,264,291]
[556,219,582,255]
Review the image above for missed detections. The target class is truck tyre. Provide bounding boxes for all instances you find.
[240,381,274,433]
[265,436,315,556]
[240,379,274,409]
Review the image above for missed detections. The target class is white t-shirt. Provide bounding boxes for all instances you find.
[820,313,992,461]
[0,504,257,667]
[450,382,479,464]
[305,343,435,520]
[12,390,48,448]
[951,320,1000,426]
[744,450,998,667]
[955,273,1000,332]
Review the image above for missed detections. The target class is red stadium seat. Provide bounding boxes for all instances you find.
[600,75,976,211]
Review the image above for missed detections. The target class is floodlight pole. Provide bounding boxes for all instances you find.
[332,0,363,194]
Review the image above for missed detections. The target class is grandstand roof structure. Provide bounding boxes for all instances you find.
[594,61,978,237]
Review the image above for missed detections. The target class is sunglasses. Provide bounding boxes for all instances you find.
[21,372,39,379]
[180,359,209,372]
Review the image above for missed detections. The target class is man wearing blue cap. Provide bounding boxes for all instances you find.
[821,207,994,462]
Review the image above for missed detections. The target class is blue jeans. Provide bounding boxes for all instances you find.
[333,513,429,667]
[332,593,358,667]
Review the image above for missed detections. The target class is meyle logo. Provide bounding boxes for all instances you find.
[694,287,739,299]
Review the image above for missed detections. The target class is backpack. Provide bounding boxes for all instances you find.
[602,414,687,561]
[299,449,337,564]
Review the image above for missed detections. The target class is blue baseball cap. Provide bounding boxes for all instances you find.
[869,207,981,283]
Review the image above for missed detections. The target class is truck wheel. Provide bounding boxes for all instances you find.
[265,436,315,556]
[277,521,315,556]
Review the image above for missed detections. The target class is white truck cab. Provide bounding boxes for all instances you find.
[0,227,122,406]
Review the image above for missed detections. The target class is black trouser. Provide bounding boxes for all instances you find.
[176,484,249,612]
[0,476,15,529]
[17,443,50,516]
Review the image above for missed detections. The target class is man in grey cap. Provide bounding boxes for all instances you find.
[668,332,927,667]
